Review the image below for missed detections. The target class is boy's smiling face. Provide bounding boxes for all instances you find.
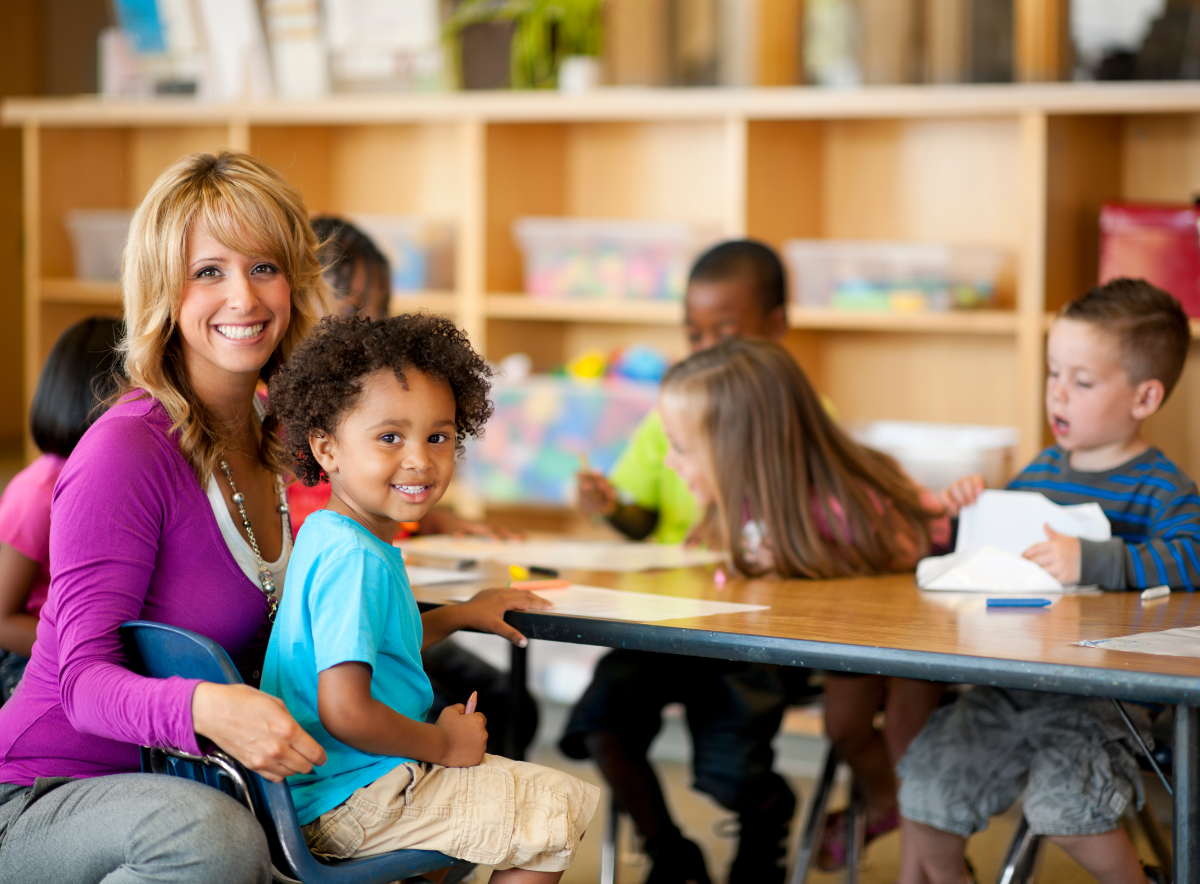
[684,275,786,353]
[1045,317,1162,471]
[311,367,457,543]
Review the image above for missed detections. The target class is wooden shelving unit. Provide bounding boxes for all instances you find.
[6,83,1200,489]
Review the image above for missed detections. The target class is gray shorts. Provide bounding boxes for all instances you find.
[897,688,1149,838]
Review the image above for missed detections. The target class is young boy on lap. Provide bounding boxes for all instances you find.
[900,278,1198,884]
[263,314,598,882]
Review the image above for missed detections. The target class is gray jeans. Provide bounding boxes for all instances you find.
[0,773,270,883]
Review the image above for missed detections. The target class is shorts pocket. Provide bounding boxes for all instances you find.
[303,804,366,859]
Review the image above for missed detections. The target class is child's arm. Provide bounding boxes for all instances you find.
[0,545,41,657]
[319,661,486,767]
[421,588,555,649]
[577,471,660,540]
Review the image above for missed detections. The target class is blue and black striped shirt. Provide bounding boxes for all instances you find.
[1007,446,1200,591]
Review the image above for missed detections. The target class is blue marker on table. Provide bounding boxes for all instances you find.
[987,598,1051,608]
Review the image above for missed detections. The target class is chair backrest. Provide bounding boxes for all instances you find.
[120,620,458,884]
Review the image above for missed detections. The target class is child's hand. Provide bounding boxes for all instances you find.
[938,474,987,516]
[1022,524,1081,584]
[433,703,487,767]
[457,588,555,647]
[577,471,618,517]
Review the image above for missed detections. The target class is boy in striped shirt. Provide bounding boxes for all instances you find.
[897,278,1191,884]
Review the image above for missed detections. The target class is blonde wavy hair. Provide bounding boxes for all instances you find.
[120,149,331,482]
[661,338,935,579]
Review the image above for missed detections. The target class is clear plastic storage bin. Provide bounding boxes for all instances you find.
[513,217,708,301]
[785,240,1007,312]
[64,209,135,280]
[351,214,455,292]
[462,376,659,504]
[850,421,1019,492]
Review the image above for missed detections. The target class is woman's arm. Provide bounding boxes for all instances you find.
[192,683,326,782]
[0,546,40,657]
[318,661,486,767]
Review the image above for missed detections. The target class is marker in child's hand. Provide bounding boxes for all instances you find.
[1141,585,1171,602]
[578,452,591,474]
[464,691,477,715]
[987,598,1051,608]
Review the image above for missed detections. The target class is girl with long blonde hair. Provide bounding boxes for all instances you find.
[659,337,951,873]
[0,150,330,882]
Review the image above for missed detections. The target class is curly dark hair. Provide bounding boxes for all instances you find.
[268,313,493,486]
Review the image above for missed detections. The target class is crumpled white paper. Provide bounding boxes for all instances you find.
[917,490,1111,592]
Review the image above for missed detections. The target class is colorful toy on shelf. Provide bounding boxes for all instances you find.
[785,239,1007,312]
[514,217,711,301]
[567,350,607,379]
[463,375,659,505]
[609,344,669,383]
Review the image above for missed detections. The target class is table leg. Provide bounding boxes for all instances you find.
[505,642,528,760]
[1174,704,1199,884]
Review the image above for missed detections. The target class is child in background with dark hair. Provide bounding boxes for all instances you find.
[264,314,597,880]
[899,278,1195,884]
[578,239,788,544]
[0,316,123,701]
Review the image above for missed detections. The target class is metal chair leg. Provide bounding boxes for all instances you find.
[600,789,620,884]
[789,742,839,884]
[844,786,866,884]
[997,816,1040,884]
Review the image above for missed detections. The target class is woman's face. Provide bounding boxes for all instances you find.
[178,220,291,391]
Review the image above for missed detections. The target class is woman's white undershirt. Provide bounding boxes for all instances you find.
[206,472,292,599]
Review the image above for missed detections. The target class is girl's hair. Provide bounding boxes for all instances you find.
[269,313,493,487]
[119,150,331,482]
[661,338,933,578]
[31,316,125,458]
[311,215,391,320]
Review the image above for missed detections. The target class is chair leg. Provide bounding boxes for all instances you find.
[600,788,620,884]
[843,785,866,884]
[997,817,1040,884]
[789,742,839,884]
[1138,799,1174,878]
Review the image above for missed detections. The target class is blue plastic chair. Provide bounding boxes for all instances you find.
[120,620,463,884]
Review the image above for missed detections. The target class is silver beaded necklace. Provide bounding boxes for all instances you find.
[218,458,290,623]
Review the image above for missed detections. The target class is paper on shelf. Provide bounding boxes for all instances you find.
[1077,625,1200,658]
[448,583,767,623]
[956,490,1111,557]
[403,536,727,573]
[405,566,483,587]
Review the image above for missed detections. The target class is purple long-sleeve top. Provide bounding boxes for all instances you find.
[0,393,275,786]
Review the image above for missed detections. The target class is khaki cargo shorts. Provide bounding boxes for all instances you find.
[302,754,600,873]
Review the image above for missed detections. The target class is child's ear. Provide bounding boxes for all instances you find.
[764,304,788,342]
[309,430,339,475]
[1131,378,1166,420]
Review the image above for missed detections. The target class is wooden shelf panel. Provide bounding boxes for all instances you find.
[9,83,1200,128]
[791,307,1018,334]
[40,278,121,305]
[389,291,457,316]
[485,295,682,324]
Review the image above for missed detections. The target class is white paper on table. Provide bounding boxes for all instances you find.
[405,565,483,587]
[403,536,727,573]
[917,545,1075,592]
[1077,625,1200,658]
[956,490,1111,557]
[448,583,767,623]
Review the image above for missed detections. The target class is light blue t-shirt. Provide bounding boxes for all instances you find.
[261,509,433,824]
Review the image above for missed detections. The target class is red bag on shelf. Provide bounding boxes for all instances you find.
[1099,202,1200,316]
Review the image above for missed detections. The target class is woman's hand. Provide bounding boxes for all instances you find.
[937,474,987,516]
[432,703,487,768]
[192,682,326,782]
[451,588,556,648]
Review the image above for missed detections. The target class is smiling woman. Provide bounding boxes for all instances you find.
[0,150,333,884]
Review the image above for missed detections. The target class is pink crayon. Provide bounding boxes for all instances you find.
[465,691,478,714]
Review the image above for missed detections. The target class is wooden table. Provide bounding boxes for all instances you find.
[411,561,1200,883]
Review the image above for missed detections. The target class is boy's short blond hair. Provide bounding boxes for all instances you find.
[1061,277,1190,400]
